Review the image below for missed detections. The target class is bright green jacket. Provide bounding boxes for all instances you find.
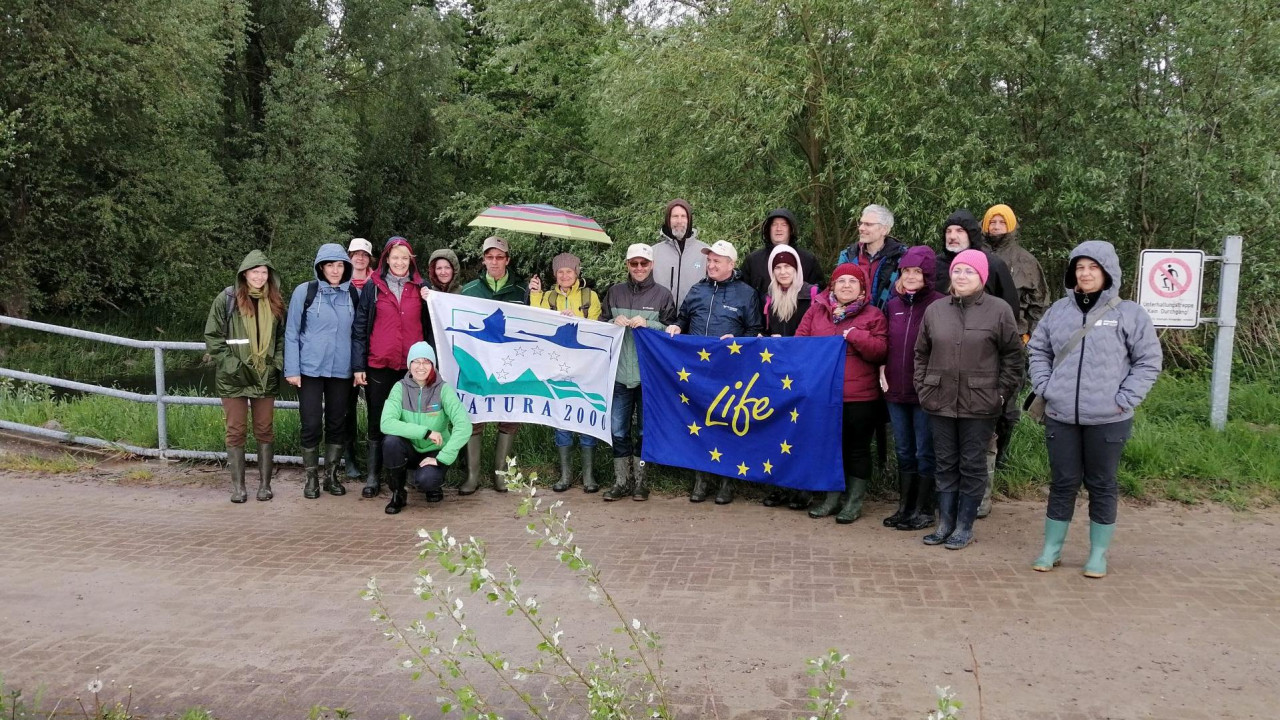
[380,373,472,465]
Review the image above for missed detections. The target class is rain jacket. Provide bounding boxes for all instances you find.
[985,228,1050,337]
[380,372,472,465]
[1027,240,1162,426]
[883,246,947,405]
[795,285,889,403]
[427,248,462,293]
[837,236,906,310]
[741,208,825,295]
[284,243,356,379]
[675,270,763,338]
[652,226,710,308]
[933,210,1021,326]
[531,279,602,319]
[913,289,1023,419]
[353,237,428,373]
[203,250,285,398]
[600,273,677,388]
[461,271,528,304]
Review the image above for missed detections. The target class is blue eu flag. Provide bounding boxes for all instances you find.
[634,330,846,492]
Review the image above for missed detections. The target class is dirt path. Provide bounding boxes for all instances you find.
[1,439,1277,719]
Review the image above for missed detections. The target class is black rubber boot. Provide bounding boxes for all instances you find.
[923,491,958,545]
[883,470,917,527]
[302,446,320,499]
[361,441,381,498]
[897,473,936,530]
[945,493,981,550]
[322,443,346,496]
[787,491,812,510]
[994,416,1013,472]
[256,443,274,501]
[581,446,598,493]
[762,490,786,507]
[384,465,407,514]
[344,439,362,479]
[552,445,574,492]
[689,472,710,503]
[714,476,735,505]
[228,446,247,503]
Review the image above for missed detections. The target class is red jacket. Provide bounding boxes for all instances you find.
[356,238,426,372]
[796,291,888,402]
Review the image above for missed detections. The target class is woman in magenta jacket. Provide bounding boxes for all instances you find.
[796,263,888,523]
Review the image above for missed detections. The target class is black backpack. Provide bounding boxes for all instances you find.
[298,280,360,335]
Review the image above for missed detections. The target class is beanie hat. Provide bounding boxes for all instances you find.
[406,342,437,366]
[951,249,990,286]
[830,262,869,291]
[769,244,801,271]
[981,204,1018,234]
[551,253,581,274]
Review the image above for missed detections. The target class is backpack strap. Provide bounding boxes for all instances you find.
[223,286,236,337]
[298,280,320,336]
[1051,296,1123,370]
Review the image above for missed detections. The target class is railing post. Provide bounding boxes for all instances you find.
[154,347,169,456]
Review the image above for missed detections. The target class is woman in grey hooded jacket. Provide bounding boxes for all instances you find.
[1026,240,1161,579]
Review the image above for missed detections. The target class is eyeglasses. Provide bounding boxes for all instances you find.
[952,267,980,278]
[627,260,651,268]
[858,221,881,228]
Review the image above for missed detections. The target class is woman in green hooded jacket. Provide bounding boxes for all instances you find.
[204,250,286,504]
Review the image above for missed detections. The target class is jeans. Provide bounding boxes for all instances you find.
[554,429,598,448]
[1044,417,1132,524]
[886,401,935,476]
[610,383,642,458]
[299,375,351,447]
[929,415,995,498]
[382,436,447,493]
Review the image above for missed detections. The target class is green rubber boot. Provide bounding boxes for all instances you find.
[809,491,843,518]
[228,446,247,503]
[459,436,482,495]
[552,445,574,492]
[492,432,515,492]
[1032,518,1071,572]
[581,446,598,493]
[836,476,868,524]
[603,457,631,501]
[1083,522,1116,578]
[256,443,274,501]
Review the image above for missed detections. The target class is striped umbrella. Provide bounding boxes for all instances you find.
[468,203,612,245]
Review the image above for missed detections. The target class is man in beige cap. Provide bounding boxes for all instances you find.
[664,239,762,505]
[459,236,528,495]
[599,243,677,502]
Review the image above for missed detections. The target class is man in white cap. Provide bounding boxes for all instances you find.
[664,239,762,505]
[342,237,376,480]
[459,235,528,495]
[599,243,677,502]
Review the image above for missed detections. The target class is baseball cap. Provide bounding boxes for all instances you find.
[347,238,373,256]
[700,240,738,262]
[481,236,510,255]
[625,243,654,262]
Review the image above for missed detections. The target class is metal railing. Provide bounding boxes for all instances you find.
[0,315,305,463]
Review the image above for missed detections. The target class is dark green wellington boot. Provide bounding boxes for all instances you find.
[836,476,868,524]
[322,443,346,496]
[922,491,958,545]
[302,446,321,499]
[689,472,711,503]
[344,439,362,479]
[228,446,247,503]
[714,476,735,505]
[552,445,574,492]
[459,436,482,495]
[361,441,381,498]
[603,457,631,501]
[809,491,843,519]
[256,443,274,501]
[944,493,981,550]
[883,471,917,527]
[384,465,407,514]
[1032,518,1071,572]
[1083,522,1116,578]
[581,446,598,493]
[631,458,649,501]
[492,432,515,492]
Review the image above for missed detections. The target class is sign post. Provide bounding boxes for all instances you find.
[1209,236,1242,431]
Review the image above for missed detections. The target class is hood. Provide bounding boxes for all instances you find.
[427,248,461,291]
[313,243,353,284]
[940,210,984,254]
[761,208,799,248]
[376,236,424,285]
[1065,240,1121,295]
[235,249,281,291]
[658,225,700,246]
[661,198,694,241]
[896,245,939,290]
[767,244,802,282]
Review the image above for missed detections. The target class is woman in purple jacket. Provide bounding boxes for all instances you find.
[880,246,947,530]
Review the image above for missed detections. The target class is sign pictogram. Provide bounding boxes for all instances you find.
[1137,250,1204,328]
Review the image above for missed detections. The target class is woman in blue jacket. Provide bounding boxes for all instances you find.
[285,243,358,499]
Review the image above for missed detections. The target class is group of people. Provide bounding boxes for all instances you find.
[204,199,1162,579]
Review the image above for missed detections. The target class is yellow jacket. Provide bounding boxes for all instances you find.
[531,279,601,320]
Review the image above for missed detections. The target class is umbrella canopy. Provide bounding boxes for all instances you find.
[469,204,612,245]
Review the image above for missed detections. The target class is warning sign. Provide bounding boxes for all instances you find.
[1137,250,1204,328]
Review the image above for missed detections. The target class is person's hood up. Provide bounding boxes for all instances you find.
[661,198,694,240]
[896,245,939,289]
[377,236,424,284]
[658,225,700,246]
[235,249,281,291]
[1065,240,1121,295]
[939,210,984,254]
[761,208,799,248]
[767,244,802,283]
[428,248,461,291]
[313,243,353,284]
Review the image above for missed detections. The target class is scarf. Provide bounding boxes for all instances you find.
[245,286,274,374]
[828,291,866,326]
[386,271,408,301]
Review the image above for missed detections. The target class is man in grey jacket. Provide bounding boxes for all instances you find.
[651,198,710,307]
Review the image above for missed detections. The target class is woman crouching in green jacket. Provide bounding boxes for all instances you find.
[204,250,286,503]
[380,342,472,514]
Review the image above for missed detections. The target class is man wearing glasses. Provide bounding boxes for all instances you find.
[598,244,677,502]
[836,204,908,310]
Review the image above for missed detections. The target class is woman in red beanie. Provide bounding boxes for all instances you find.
[796,263,888,523]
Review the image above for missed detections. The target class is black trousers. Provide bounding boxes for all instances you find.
[365,367,403,442]
[299,376,351,448]
[841,400,879,481]
[929,415,996,498]
[1044,417,1132,524]
[382,436,447,493]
